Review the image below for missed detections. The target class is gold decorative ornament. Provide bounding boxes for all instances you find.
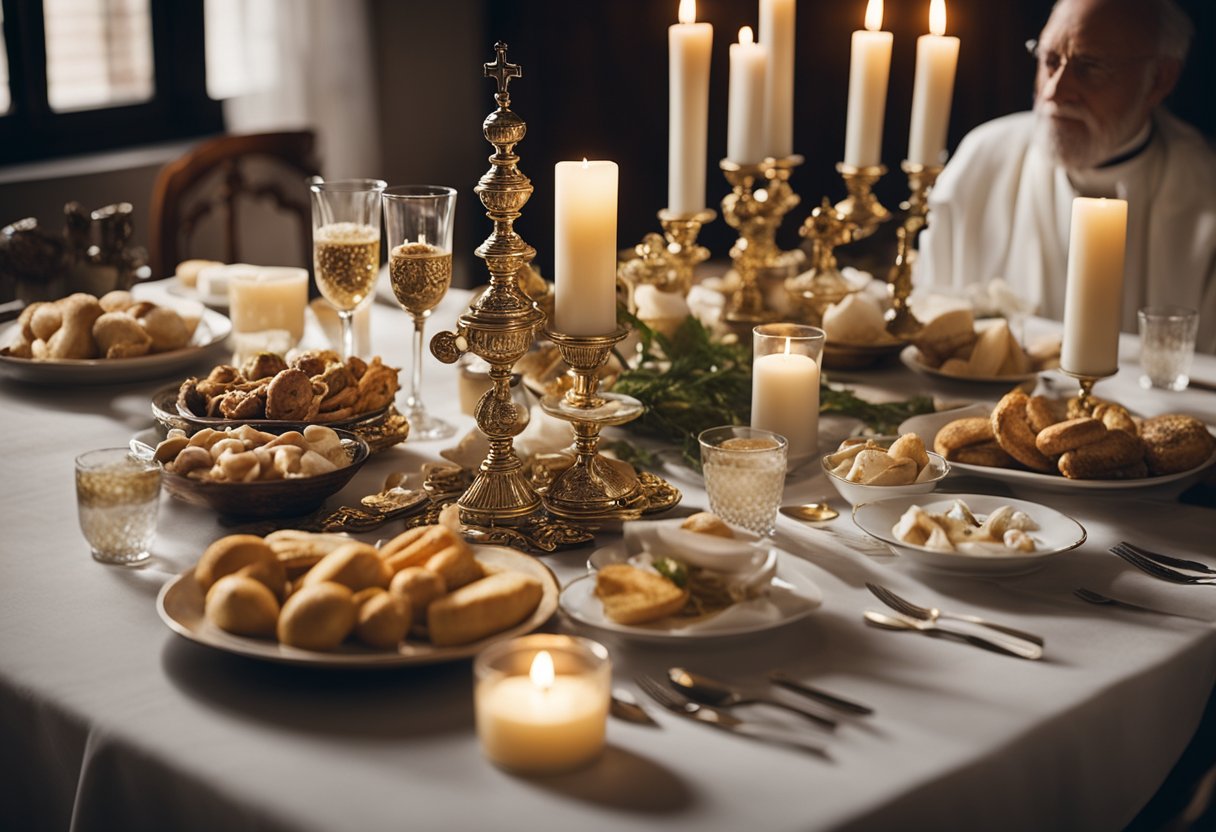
[834,162,890,241]
[884,161,942,339]
[787,197,857,325]
[618,208,716,298]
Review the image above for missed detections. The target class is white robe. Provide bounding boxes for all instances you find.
[917,110,1216,353]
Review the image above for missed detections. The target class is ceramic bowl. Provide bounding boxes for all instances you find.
[821,440,949,507]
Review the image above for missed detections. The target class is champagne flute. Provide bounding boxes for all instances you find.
[309,178,387,359]
[383,185,458,440]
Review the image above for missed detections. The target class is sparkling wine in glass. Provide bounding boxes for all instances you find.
[309,178,387,359]
[383,185,458,440]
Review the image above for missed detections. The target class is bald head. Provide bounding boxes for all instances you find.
[1044,0,1193,62]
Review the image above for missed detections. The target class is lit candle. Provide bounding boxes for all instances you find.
[907,0,960,166]
[751,325,824,465]
[475,639,611,776]
[844,0,893,168]
[1062,197,1127,378]
[727,26,768,165]
[668,0,713,213]
[554,159,619,335]
[759,0,795,159]
[228,266,309,360]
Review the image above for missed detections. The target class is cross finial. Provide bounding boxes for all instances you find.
[484,41,521,105]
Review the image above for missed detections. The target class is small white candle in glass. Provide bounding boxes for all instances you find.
[475,634,611,776]
[751,323,824,467]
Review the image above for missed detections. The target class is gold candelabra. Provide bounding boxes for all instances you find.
[618,208,716,298]
[430,42,546,527]
[787,197,856,326]
[834,163,890,240]
[884,161,942,339]
[719,154,804,325]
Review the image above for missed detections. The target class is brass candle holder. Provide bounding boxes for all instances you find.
[1060,368,1116,416]
[618,208,716,297]
[430,42,547,527]
[884,161,942,339]
[719,154,804,325]
[834,163,890,241]
[539,327,653,520]
[787,197,857,326]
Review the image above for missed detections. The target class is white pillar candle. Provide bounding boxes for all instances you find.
[907,0,960,166]
[751,346,820,462]
[1062,197,1127,377]
[475,650,609,775]
[554,159,619,336]
[668,0,713,213]
[844,0,892,168]
[727,26,768,165]
[760,0,795,159]
[229,267,309,361]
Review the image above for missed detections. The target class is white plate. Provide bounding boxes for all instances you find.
[156,545,559,668]
[562,540,822,641]
[899,344,1039,385]
[165,276,229,310]
[852,493,1086,575]
[899,405,1216,492]
[0,307,231,385]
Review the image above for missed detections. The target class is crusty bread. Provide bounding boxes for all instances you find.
[277,582,356,650]
[424,545,484,591]
[389,567,447,625]
[381,525,467,574]
[680,512,734,538]
[991,389,1054,472]
[427,572,543,647]
[301,542,390,592]
[913,308,976,366]
[594,563,689,625]
[195,534,277,591]
[1140,414,1215,475]
[933,417,995,457]
[205,574,280,637]
[1034,417,1107,457]
[354,590,410,649]
[967,320,1013,377]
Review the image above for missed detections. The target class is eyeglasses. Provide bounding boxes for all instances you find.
[1025,39,1155,89]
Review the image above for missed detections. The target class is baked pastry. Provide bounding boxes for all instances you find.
[1025,395,1064,434]
[951,441,1015,468]
[389,567,447,626]
[302,542,391,592]
[844,449,918,485]
[277,582,357,650]
[1035,418,1108,457]
[176,259,223,289]
[205,574,280,637]
[991,390,1054,472]
[264,529,352,576]
[933,417,995,458]
[381,525,467,574]
[427,572,544,647]
[913,308,977,366]
[1058,429,1145,479]
[424,545,484,591]
[680,512,734,538]
[234,559,288,601]
[1140,414,1215,475]
[1092,402,1138,435]
[354,589,410,649]
[593,563,689,625]
[195,534,278,591]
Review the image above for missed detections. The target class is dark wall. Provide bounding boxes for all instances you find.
[469,0,1213,278]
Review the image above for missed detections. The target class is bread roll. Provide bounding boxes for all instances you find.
[302,542,390,592]
[594,563,688,625]
[428,572,544,647]
[1035,418,1107,457]
[933,417,994,457]
[381,525,467,574]
[234,559,288,601]
[680,512,734,538]
[1058,429,1145,479]
[195,534,277,591]
[1141,414,1215,475]
[389,567,447,626]
[887,433,929,472]
[354,589,410,649]
[205,574,279,637]
[967,320,1013,377]
[424,545,484,591]
[913,308,976,366]
[277,582,357,650]
[991,389,1054,473]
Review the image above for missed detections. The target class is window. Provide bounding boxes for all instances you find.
[0,0,222,165]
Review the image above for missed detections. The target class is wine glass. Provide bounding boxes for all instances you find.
[309,178,387,359]
[383,185,458,440]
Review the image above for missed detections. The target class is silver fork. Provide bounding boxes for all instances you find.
[1115,541,1216,575]
[1073,587,1211,621]
[635,677,828,758]
[866,582,1046,646]
[1110,545,1216,585]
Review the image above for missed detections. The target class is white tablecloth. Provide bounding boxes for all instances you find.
[2,286,1215,832]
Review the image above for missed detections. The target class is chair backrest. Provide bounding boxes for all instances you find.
[148,131,320,278]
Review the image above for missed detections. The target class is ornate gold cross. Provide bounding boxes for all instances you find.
[484,41,521,105]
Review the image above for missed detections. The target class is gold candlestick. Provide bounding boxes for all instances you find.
[883,161,942,339]
[719,154,804,325]
[787,197,857,326]
[431,42,546,526]
[540,328,650,520]
[618,208,716,297]
[834,163,890,241]
[1060,369,1116,417]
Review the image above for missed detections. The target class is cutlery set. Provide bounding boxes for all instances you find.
[1109,541,1216,585]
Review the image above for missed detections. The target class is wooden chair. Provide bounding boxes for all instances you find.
[147,131,320,278]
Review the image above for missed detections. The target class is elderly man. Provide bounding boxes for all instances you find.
[917,0,1216,352]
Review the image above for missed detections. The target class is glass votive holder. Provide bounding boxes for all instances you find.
[75,448,161,565]
[698,426,788,535]
[229,266,309,363]
[1138,306,1199,391]
[751,323,824,469]
[474,634,611,776]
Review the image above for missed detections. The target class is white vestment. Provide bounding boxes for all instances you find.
[917,109,1216,353]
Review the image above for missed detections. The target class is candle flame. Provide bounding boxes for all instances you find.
[865,0,883,32]
[678,0,696,25]
[582,157,589,168]
[529,650,555,691]
[929,0,946,36]
[739,25,754,46]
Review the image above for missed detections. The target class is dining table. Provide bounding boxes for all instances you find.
[2,281,1215,832]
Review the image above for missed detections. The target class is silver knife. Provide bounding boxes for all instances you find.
[864,610,1044,660]
[768,672,875,716]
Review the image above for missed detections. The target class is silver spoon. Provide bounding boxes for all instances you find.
[780,502,839,522]
[667,667,837,730]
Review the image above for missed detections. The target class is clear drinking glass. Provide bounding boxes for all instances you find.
[75,448,161,565]
[698,426,788,535]
[383,185,458,440]
[309,178,387,359]
[1138,306,1199,391]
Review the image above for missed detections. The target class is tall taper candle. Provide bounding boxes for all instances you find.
[907,0,960,166]
[554,160,620,336]
[760,0,795,159]
[668,0,713,213]
[844,0,893,168]
[727,26,768,165]
[1062,197,1127,377]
